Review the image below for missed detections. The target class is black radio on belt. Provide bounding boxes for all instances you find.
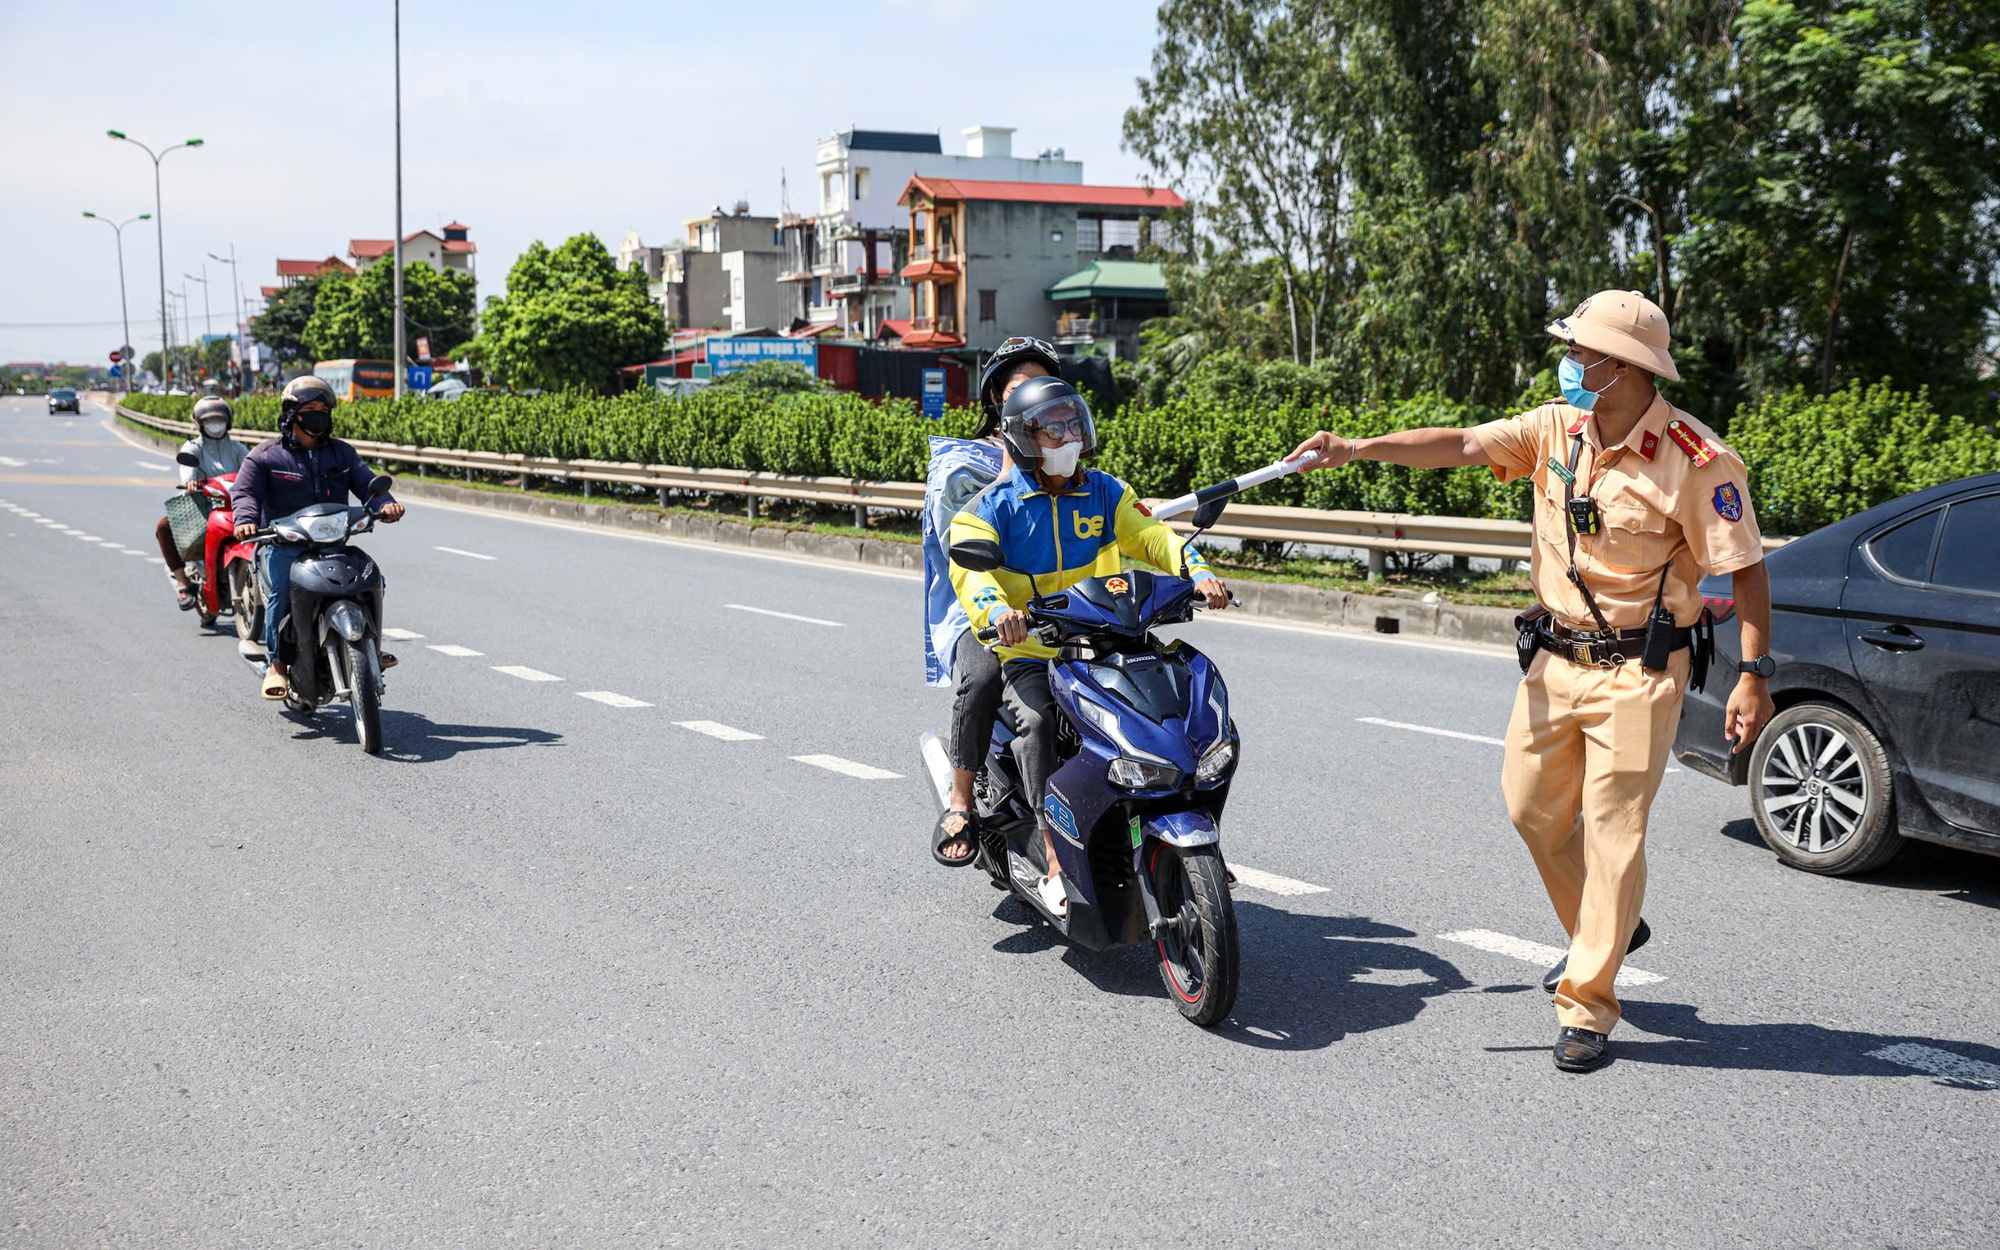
[1567,495,1602,536]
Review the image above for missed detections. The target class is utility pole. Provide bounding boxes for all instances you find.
[209,246,246,391]
[107,131,203,391]
[83,211,149,393]
[392,0,407,399]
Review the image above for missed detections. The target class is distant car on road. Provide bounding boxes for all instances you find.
[48,387,80,413]
[1675,473,2000,875]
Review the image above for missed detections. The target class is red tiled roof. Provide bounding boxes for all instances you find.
[898,176,1185,210]
[260,286,279,298]
[350,230,444,259]
[442,221,468,231]
[442,239,477,254]
[877,319,914,339]
[276,255,353,277]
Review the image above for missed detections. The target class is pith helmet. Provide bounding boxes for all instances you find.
[1546,290,1680,382]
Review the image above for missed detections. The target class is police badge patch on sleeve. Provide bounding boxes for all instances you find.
[1713,483,1743,521]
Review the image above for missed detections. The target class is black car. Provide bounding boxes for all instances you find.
[1675,473,2000,876]
[48,387,80,414]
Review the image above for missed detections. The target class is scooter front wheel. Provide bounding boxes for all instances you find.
[229,563,262,644]
[344,636,383,756]
[1149,843,1239,1027]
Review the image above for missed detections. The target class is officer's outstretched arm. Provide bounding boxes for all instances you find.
[1288,426,1491,471]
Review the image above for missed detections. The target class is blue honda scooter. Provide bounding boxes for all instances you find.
[920,493,1248,1026]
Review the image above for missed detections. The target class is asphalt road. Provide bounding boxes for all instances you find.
[3,394,1996,1247]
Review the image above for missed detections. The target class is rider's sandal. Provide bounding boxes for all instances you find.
[380,653,399,671]
[931,810,978,868]
[261,668,289,701]
[1036,873,1069,917]
[174,585,197,612]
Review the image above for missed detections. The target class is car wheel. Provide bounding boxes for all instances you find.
[1748,702,1901,875]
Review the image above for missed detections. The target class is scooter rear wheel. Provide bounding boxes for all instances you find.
[1149,843,1239,1027]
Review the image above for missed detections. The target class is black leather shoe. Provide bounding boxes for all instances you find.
[1543,918,1651,994]
[1553,1026,1610,1072]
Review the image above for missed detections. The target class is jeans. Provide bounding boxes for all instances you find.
[260,542,303,662]
[947,631,1005,772]
[999,660,1059,831]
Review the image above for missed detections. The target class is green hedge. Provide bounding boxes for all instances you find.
[128,367,1998,532]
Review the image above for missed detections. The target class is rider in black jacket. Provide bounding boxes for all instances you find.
[232,376,405,699]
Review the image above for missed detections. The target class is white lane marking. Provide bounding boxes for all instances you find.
[1438,928,1666,987]
[792,754,902,780]
[493,664,562,682]
[0,456,26,467]
[434,545,496,561]
[1358,716,1506,747]
[122,550,150,557]
[725,603,843,627]
[577,690,652,708]
[135,460,173,473]
[19,512,41,518]
[426,644,484,657]
[381,627,424,640]
[1869,1043,2000,1089]
[99,543,127,550]
[674,720,763,742]
[75,535,106,542]
[1231,865,1331,897]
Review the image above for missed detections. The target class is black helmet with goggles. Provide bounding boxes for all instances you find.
[976,336,1062,434]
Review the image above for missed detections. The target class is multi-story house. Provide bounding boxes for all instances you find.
[779,126,1083,339]
[347,222,477,276]
[641,203,785,334]
[895,177,1183,354]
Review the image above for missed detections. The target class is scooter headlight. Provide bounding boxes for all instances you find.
[1195,738,1236,784]
[1108,757,1182,791]
[302,512,348,543]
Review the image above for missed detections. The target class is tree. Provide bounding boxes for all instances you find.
[249,276,321,364]
[469,235,667,392]
[302,261,478,363]
[1124,0,1359,367]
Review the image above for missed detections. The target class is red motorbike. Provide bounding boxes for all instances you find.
[174,452,262,643]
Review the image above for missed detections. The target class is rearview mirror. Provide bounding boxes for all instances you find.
[949,538,1007,573]
[1192,496,1230,530]
[175,451,200,468]
[368,474,395,499]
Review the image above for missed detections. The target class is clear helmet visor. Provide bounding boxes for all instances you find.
[1019,394,1096,450]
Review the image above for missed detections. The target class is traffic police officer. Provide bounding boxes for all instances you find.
[1290,290,1776,1072]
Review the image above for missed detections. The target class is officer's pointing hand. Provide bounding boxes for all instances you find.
[994,609,1028,647]
[1288,431,1355,471]
[1724,677,1775,754]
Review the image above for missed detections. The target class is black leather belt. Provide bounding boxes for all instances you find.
[1536,620,1692,668]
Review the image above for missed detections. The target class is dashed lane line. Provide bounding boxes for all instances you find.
[1357,716,1506,747]
[1230,865,1331,897]
[426,644,484,657]
[434,545,496,561]
[381,627,424,640]
[577,691,652,709]
[725,603,843,627]
[792,754,902,780]
[673,720,763,742]
[1438,928,1665,987]
[1869,1043,2000,1089]
[493,664,563,682]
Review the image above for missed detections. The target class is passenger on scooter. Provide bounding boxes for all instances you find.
[948,378,1230,916]
[155,396,248,611]
[924,336,1060,867]
[231,376,405,701]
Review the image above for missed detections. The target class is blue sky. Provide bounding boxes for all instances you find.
[0,0,1166,363]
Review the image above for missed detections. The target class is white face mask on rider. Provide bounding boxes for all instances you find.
[1040,440,1083,479]
[200,419,230,440]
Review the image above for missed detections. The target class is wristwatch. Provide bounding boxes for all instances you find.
[1737,655,1777,678]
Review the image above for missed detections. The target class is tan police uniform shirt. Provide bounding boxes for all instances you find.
[1474,392,1764,631]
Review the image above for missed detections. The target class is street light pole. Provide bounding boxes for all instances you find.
[393,0,407,399]
[185,269,212,385]
[83,210,150,394]
[107,131,203,391]
[209,246,246,392]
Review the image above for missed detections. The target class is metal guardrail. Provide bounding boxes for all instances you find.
[116,403,1779,569]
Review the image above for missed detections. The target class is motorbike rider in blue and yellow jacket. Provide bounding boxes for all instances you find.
[948,377,1230,916]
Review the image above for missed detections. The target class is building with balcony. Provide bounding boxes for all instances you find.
[895,176,1184,352]
[781,125,1085,339]
[1046,260,1172,361]
[348,222,477,275]
[647,203,785,334]
[273,256,353,288]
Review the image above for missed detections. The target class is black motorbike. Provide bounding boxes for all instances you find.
[251,476,396,755]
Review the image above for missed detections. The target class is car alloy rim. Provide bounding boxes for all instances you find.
[1759,720,1869,854]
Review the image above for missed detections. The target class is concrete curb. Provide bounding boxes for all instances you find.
[113,412,1519,648]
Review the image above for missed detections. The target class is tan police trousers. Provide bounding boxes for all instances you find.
[1501,648,1690,1033]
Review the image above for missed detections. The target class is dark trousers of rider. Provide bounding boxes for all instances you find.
[948,631,1005,771]
[1000,660,1059,836]
[155,516,184,574]
[260,543,303,661]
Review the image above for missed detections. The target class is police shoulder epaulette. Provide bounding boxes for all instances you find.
[1665,419,1716,468]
